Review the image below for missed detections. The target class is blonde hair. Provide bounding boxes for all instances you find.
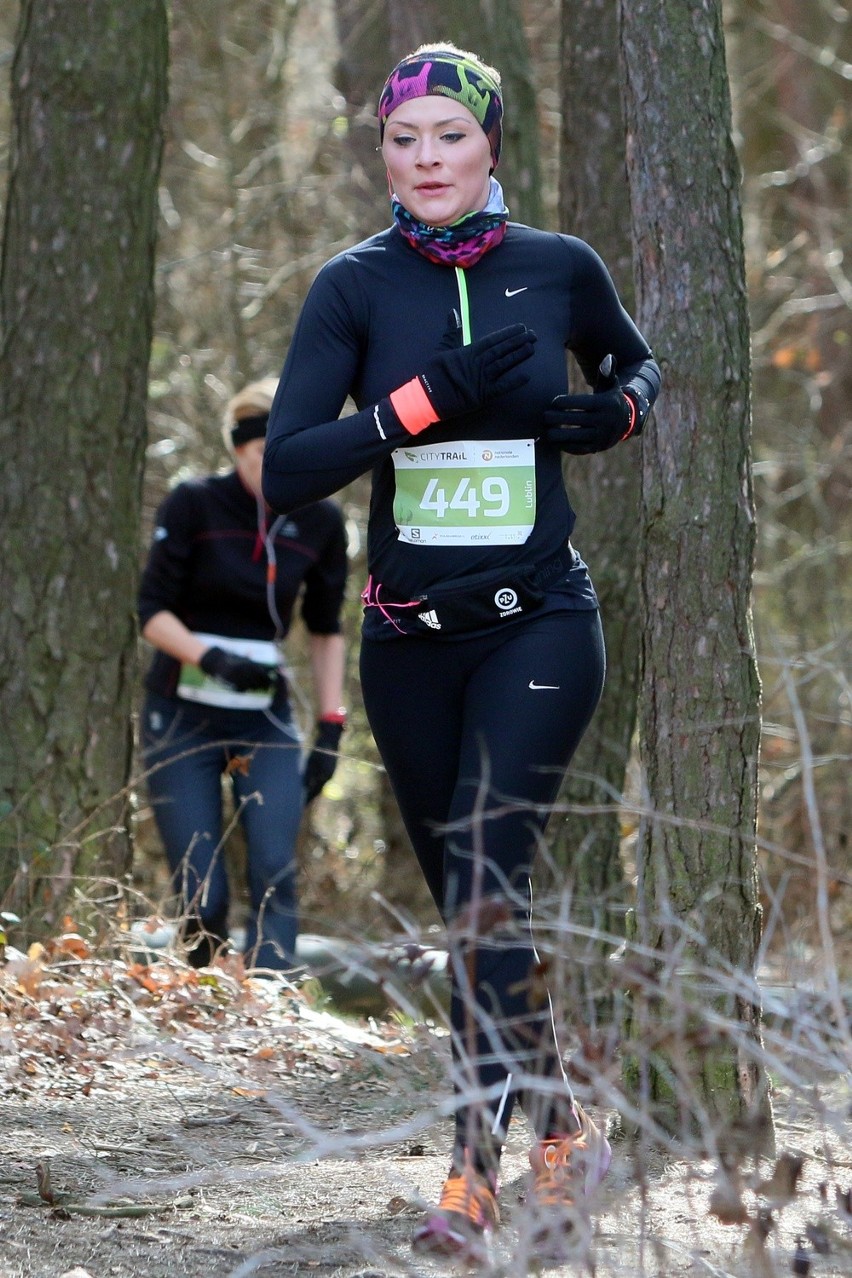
[221,377,278,453]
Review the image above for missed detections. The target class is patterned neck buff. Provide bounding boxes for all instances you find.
[392,175,509,267]
[378,47,503,169]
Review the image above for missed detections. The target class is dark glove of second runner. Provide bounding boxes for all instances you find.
[545,355,647,454]
[389,323,537,435]
[199,646,280,693]
[303,719,344,804]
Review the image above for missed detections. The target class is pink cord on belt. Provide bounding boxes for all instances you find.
[361,575,424,635]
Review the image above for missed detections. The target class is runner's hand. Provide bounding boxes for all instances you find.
[390,324,537,433]
[303,719,344,804]
[199,647,280,693]
[545,355,643,454]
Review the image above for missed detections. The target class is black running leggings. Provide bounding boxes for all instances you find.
[360,608,606,1172]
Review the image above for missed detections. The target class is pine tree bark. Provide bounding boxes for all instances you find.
[619,0,773,1147]
[547,0,637,1013]
[0,0,168,933]
[465,0,543,227]
[332,0,396,237]
[442,0,544,227]
[332,0,545,916]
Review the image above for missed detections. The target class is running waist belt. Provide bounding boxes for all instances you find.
[363,546,574,637]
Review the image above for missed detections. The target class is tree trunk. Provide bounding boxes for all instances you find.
[332,0,545,918]
[443,0,544,227]
[619,0,773,1148]
[547,0,637,1019]
[332,0,396,236]
[0,0,168,935]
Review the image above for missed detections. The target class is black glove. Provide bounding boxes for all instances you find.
[545,355,645,455]
[391,323,537,431]
[303,719,344,804]
[199,646,280,693]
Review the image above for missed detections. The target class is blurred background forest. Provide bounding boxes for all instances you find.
[0,0,848,961]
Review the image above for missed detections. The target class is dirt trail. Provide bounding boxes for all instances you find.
[1,950,851,1278]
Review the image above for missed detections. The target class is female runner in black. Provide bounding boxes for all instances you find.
[263,43,660,1259]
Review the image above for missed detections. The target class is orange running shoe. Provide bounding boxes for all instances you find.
[412,1156,500,1260]
[526,1105,611,1258]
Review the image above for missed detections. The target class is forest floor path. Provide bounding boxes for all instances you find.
[1,938,850,1278]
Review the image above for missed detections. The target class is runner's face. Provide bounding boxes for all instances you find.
[382,95,492,227]
[234,437,265,498]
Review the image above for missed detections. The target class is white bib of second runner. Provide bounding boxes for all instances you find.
[178,632,280,709]
[391,439,536,546]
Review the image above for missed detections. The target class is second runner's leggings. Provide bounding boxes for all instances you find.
[360,608,606,1173]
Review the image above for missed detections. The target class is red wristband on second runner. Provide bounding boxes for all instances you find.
[389,377,438,435]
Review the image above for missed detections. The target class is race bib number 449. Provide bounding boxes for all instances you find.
[391,439,536,545]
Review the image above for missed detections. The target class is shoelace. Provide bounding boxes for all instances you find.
[436,1172,499,1229]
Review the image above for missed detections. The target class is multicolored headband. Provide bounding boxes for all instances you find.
[377,49,503,168]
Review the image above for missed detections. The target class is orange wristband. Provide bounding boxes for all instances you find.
[619,393,637,441]
[389,377,438,435]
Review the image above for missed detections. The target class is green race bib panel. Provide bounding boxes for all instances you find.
[391,439,536,545]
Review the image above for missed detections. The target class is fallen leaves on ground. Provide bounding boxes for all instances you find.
[0,920,411,1101]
